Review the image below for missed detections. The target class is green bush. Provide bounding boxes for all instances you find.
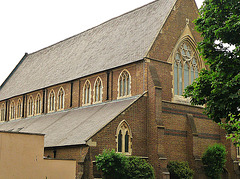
[96,150,155,179]
[202,143,227,179]
[95,149,128,179]
[167,161,194,179]
[127,156,155,179]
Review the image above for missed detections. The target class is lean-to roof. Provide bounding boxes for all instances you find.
[0,0,176,100]
[0,96,140,147]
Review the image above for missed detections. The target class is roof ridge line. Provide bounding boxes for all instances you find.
[28,0,157,56]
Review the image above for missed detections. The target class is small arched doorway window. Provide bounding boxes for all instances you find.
[118,70,131,97]
[116,120,132,154]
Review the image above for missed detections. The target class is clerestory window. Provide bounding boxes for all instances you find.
[116,121,132,154]
[83,80,91,105]
[174,41,199,96]
[10,101,15,120]
[118,70,131,98]
[17,99,22,118]
[28,96,34,116]
[49,90,55,112]
[57,87,65,110]
[1,104,5,122]
[36,94,41,115]
[94,77,103,103]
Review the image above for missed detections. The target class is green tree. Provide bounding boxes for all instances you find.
[202,144,227,179]
[167,161,194,179]
[184,0,240,143]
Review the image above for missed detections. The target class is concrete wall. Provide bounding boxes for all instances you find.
[0,131,76,179]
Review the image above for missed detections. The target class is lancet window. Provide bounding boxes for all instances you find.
[58,88,65,110]
[174,41,199,95]
[10,101,15,120]
[28,96,34,116]
[118,70,131,97]
[36,94,41,115]
[17,99,22,118]
[1,104,5,121]
[49,90,55,112]
[116,121,132,154]
[83,80,91,105]
[94,77,103,103]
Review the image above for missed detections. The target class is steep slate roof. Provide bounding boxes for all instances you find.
[0,0,177,100]
[0,96,140,147]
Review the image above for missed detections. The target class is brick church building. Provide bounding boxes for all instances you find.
[0,0,239,178]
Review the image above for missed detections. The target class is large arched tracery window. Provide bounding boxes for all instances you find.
[10,101,15,120]
[116,120,132,154]
[174,41,199,95]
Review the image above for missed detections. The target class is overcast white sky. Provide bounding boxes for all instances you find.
[0,0,204,86]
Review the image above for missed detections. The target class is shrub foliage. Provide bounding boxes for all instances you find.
[202,143,227,179]
[167,161,194,179]
[96,149,155,179]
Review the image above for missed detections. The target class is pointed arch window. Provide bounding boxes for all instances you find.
[36,94,41,115]
[174,41,199,95]
[83,80,91,105]
[28,96,34,116]
[116,121,132,154]
[1,104,5,122]
[49,90,55,112]
[17,99,22,118]
[58,88,65,110]
[118,70,131,97]
[10,101,15,120]
[94,77,103,103]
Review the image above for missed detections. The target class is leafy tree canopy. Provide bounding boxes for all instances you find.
[184,0,240,143]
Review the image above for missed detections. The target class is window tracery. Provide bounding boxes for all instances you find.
[174,41,199,96]
[58,88,65,110]
[94,77,103,103]
[116,121,132,154]
[118,70,131,98]
[83,80,91,105]
[36,94,41,115]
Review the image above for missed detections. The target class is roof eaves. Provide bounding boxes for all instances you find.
[85,91,148,143]
[145,0,178,57]
[0,53,28,89]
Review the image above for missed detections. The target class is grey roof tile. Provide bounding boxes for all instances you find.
[0,96,140,147]
[0,0,176,100]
